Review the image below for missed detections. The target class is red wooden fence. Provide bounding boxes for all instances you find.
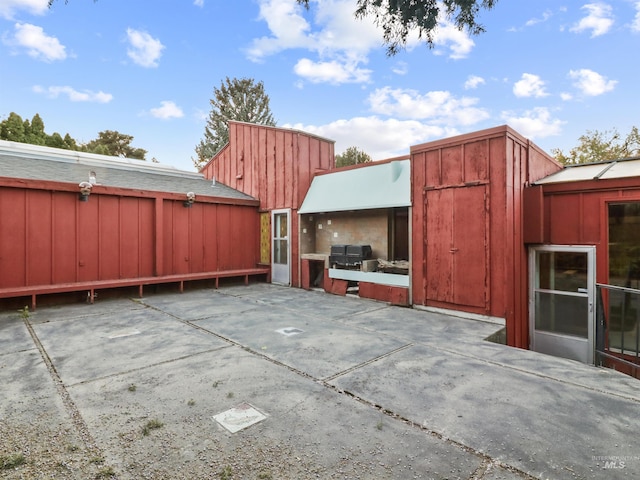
[0,179,265,307]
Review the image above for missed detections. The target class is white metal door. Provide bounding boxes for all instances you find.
[529,246,595,364]
[271,210,290,285]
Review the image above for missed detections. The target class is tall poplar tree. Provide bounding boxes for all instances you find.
[194,77,276,170]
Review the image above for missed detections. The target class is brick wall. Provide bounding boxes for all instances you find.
[302,209,389,259]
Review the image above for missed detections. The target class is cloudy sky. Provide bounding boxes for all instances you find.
[1,0,638,171]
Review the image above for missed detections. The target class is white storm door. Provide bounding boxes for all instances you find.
[529,246,596,364]
[271,209,290,285]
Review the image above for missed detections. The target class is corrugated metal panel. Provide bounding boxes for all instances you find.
[535,157,640,184]
[298,160,411,214]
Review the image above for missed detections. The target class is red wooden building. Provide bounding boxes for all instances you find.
[5,122,638,371]
[200,121,335,287]
[410,126,562,349]
[524,158,640,372]
[0,140,268,309]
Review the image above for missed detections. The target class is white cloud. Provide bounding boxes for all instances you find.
[431,20,475,59]
[560,92,573,101]
[0,0,48,20]
[33,85,113,103]
[632,1,640,32]
[285,117,458,160]
[193,0,204,6]
[126,28,164,68]
[464,75,485,90]
[294,58,372,84]
[570,3,614,37]
[513,73,548,98]
[150,101,184,120]
[245,0,315,60]
[247,0,381,85]
[525,10,553,27]
[367,87,490,126]
[6,22,66,62]
[568,68,617,95]
[392,61,408,76]
[501,107,565,138]
[247,0,474,85]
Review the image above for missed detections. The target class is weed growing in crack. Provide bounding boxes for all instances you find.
[95,466,116,478]
[128,384,137,392]
[187,399,196,406]
[142,419,164,436]
[226,392,234,399]
[219,465,233,479]
[18,306,30,320]
[1,453,26,470]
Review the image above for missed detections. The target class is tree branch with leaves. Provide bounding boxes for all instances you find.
[296,0,498,55]
[553,127,640,165]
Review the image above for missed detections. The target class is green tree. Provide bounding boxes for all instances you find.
[0,112,26,142]
[84,130,147,160]
[553,127,640,165]
[297,0,497,55]
[194,77,276,170]
[63,133,78,150]
[26,114,47,145]
[46,132,67,149]
[335,146,372,168]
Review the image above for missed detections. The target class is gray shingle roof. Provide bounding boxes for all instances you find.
[0,140,255,201]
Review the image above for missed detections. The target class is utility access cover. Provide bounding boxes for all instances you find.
[213,403,267,433]
[275,327,304,336]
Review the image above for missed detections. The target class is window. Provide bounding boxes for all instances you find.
[608,202,640,288]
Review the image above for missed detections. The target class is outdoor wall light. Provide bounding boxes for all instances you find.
[78,181,93,202]
[184,191,196,207]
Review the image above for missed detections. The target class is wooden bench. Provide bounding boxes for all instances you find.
[0,267,271,310]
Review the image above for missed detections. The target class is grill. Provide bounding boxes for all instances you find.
[329,244,372,268]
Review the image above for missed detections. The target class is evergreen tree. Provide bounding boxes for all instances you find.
[25,114,47,145]
[63,133,78,150]
[194,77,276,170]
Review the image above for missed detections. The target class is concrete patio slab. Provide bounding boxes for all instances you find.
[330,343,640,479]
[2,283,639,479]
[194,307,410,380]
[30,304,230,386]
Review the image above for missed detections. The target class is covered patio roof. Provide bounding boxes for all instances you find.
[298,159,411,214]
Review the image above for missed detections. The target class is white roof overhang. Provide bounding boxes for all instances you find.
[298,159,411,214]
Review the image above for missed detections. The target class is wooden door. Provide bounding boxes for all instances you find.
[425,185,488,309]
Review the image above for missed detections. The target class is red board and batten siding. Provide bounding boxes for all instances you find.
[200,121,335,287]
[0,179,261,295]
[411,126,561,349]
[524,177,640,289]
